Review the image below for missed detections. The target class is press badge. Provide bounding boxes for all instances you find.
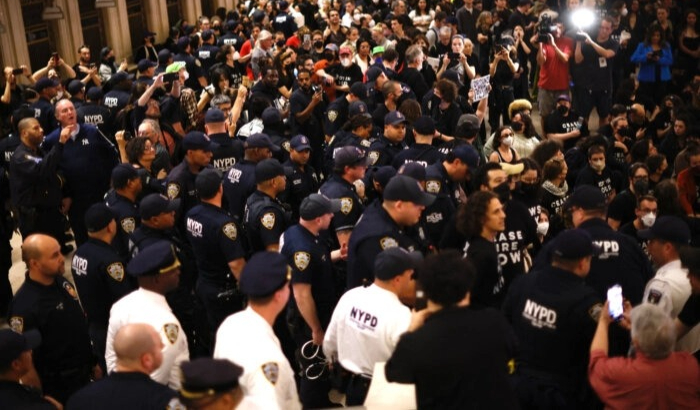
[599,57,607,68]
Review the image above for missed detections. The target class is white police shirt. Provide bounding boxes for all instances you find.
[105,288,189,388]
[643,259,692,318]
[214,307,301,410]
[323,283,411,376]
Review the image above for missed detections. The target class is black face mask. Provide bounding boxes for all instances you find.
[633,179,649,196]
[511,121,524,132]
[617,126,630,137]
[493,181,511,203]
[107,56,116,64]
[276,40,285,48]
[519,181,540,196]
[556,105,568,115]
[314,40,324,49]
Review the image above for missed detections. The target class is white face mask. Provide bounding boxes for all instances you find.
[622,8,628,16]
[182,70,190,81]
[56,91,64,99]
[341,58,352,67]
[503,136,514,147]
[591,160,605,172]
[537,222,550,236]
[641,212,656,228]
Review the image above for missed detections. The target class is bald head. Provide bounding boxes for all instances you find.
[17,117,38,135]
[114,323,162,372]
[21,234,55,265]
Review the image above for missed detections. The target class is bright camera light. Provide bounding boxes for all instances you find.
[571,9,596,30]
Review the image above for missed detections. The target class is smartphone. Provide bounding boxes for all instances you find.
[303,34,311,44]
[414,286,427,311]
[448,52,459,60]
[89,62,96,69]
[607,284,624,321]
[12,68,23,75]
[52,52,59,65]
[163,72,178,83]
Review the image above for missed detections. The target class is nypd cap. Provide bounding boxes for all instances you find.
[240,252,291,297]
[127,240,181,277]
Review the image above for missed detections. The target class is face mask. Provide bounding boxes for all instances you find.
[511,121,524,132]
[341,58,352,67]
[537,221,550,236]
[56,91,64,99]
[314,40,323,49]
[641,212,656,228]
[107,56,116,64]
[374,57,383,65]
[276,40,285,48]
[493,181,511,203]
[519,182,540,196]
[591,159,605,172]
[182,70,190,81]
[617,126,630,137]
[622,8,628,16]
[633,179,649,196]
[556,105,568,115]
[502,136,514,147]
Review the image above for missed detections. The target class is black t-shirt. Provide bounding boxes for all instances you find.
[544,109,586,152]
[607,189,636,225]
[492,57,517,86]
[678,294,700,328]
[575,37,619,90]
[467,235,506,309]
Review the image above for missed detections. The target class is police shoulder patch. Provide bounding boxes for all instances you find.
[327,110,338,122]
[340,197,353,215]
[360,139,371,147]
[63,281,78,299]
[282,141,291,152]
[261,212,276,230]
[380,236,399,250]
[426,180,441,194]
[368,151,380,165]
[261,362,279,385]
[107,262,125,282]
[167,183,180,199]
[294,252,311,271]
[222,222,238,240]
[120,217,136,234]
[588,303,603,322]
[164,323,179,344]
[9,316,23,333]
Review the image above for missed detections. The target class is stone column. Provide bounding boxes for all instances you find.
[99,0,133,61]
[50,0,86,66]
[180,0,203,26]
[0,0,30,70]
[144,0,170,40]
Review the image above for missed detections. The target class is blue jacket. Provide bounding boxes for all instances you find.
[630,43,673,82]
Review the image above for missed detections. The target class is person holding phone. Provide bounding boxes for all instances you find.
[630,26,673,103]
[503,228,602,409]
[589,303,700,409]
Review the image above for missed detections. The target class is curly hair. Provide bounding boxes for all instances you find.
[457,190,499,238]
[417,250,476,306]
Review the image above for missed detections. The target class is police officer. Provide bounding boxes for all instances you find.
[323,247,418,405]
[223,133,279,221]
[367,111,409,167]
[504,229,602,409]
[273,1,299,38]
[29,78,58,133]
[424,144,480,247]
[129,193,180,257]
[289,69,326,173]
[8,234,95,404]
[135,59,157,85]
[165,131,215,231]
[244,159,291,253]
[178,358,245,409]
[106,164,142,259]
[174,36,207,92]
[261,107,291,163]
[186,168,246,331]
[204,108,243,173]
[106,241,189,389]
[101,71,131,116]
[392,116,444,169]
[322,101,373,176]
[323,82,367,140]
[77,86,115,139]
[347,175,435,288]
[282,135,320,220]
[67,79,86,110]
[281,194,342,408]
[197,30,220,74]
[67,324,179,410]
[9,117,69,242]
[320,146,370,250]
[214,252,301,410]
[0,329,56,409]
[43,99,119,246]
[72,203,136,371]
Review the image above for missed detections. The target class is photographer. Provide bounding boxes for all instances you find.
[488,36,518,131]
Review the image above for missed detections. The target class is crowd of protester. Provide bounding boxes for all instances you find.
[1,0,700,408]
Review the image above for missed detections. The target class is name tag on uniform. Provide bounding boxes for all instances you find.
[599,57,607,68]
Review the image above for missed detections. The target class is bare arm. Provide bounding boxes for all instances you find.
[293,283,324,345]
[590,302,612,355]
[137,75,165,107]
[228,258,246,281]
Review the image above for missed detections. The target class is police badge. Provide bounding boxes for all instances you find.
[426,180,441,194]
[222,223,238,240]
[63,281,78,299]
[282,141,291,152]
[261,212,276,229]
[294,252,311,271]
[164,323,179,344]
[167,183,180,200]
[340,197,353,215]
[9,316,23,333]
[327,110,338,122]
[262,362,279,385]
[380,236,399,249]
[120,217,136,233]
[368,151,380,165]
[107,262,125,282]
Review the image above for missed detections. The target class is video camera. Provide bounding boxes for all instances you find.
[537,14,556,43]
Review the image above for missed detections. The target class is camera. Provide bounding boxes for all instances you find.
[575,32,588,42]
[537,14,556,43]
[448,52,459,60]
[12,68,24,75]
[311,84,320,93]
[123,131,133,141]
